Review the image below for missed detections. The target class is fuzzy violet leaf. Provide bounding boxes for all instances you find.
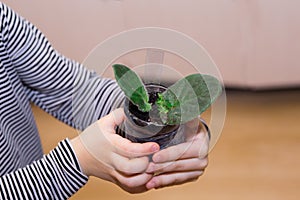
[156,74,222,125]
[113,64,152,112]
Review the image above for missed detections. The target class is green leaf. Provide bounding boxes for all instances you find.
[156,74,222,125]
[113,64,151,112]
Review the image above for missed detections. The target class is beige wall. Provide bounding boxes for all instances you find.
[3,0,300,89]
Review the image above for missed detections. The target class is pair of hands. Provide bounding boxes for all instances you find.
[71,108,209,194]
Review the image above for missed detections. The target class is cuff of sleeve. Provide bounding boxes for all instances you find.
[33,139,89,199]
[55,139,89,188]
[58,138,89,179]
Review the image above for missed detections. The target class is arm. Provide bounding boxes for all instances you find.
[0,2,123,131]
[0,139,88,200]
[0,3,133,199]
[0,3,89,199]
[0,108,159,199]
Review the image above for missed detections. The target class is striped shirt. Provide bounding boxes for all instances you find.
[0,2,123,199]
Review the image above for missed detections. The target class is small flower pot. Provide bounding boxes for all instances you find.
[121,84,183,149]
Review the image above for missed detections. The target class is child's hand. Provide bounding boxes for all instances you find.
[146,118,209,189]
[71,108,160,193]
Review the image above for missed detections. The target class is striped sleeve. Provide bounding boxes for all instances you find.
[0,2,124,131]
[0,2,120,199]
[0,139,88,200]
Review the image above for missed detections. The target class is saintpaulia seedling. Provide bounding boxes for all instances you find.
[113,64,222,125]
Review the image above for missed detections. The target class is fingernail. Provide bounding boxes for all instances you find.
[151,144,159,152]
[147,181,156,189]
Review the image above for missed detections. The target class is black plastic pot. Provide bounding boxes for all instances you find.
[121,84,183,149]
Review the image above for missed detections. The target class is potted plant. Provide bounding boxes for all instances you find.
[113,64,222,149]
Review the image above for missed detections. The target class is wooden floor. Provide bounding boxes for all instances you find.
[33,89,300,200]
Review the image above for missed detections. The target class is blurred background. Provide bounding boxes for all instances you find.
[3,0,299,199]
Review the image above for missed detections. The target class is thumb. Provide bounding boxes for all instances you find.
[101,108,160,157]
[99,108,125,130]
[78,109,126,164]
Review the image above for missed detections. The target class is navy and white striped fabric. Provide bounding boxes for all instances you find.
[0,2,123,199]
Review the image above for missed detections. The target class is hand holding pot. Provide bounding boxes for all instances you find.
[71,108,160,193]
[145,118,209,189]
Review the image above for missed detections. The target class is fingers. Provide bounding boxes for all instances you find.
[111,153,150,174]
[151,132,209,163]
[112,170,152,189]
[146,170,204,190]
[146,157,208,174]
[92,109,160,159]
[99,108,125,131]
[110,134,160,157]
[109,108,126,126]
[99,108,160,157]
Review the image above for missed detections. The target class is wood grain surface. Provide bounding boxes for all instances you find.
[33,89,300,200]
